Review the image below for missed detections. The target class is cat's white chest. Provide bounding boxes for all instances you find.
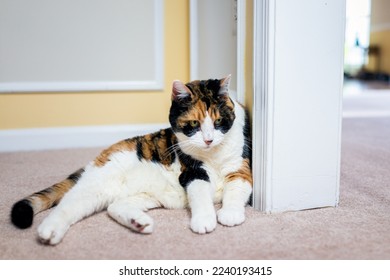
[203,152,243,204]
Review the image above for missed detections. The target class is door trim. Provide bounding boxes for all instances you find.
[252,0,275,211]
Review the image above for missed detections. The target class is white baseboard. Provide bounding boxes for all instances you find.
[0,123,169,152]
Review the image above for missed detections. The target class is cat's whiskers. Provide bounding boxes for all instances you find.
[164,140,190,159]
[164,138,204,162]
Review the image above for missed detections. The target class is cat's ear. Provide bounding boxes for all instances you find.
[219,74,231,96]
[172,80,192,102]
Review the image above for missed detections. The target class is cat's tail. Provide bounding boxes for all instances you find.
[10,168,84,229]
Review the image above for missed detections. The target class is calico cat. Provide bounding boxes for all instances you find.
[10,75,252,245]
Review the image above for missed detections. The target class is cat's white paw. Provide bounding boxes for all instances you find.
[217,207,245,227]
[127,212,154,234]
[108,206,154,234]
[37,218,69,245]
[190,214,217,234]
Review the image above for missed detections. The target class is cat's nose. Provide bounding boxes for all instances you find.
[204,140,213,145]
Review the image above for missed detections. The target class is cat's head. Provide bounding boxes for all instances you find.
[169,75,235,150]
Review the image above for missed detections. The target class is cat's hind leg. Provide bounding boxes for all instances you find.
[37,164,122,245]
[37,187,112,245]
[37,194,110,245]
[107,193,160,234]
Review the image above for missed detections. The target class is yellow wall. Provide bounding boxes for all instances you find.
[366,29,390,75]
[0,0,189,130]
[244,0,254,116]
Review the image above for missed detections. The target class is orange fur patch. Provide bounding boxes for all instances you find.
[94,139,137,167]
[177,100,206,127]
[28,169,85,213]
[94,129,177,167]
[177,100,226,127]
[225,159,253,186]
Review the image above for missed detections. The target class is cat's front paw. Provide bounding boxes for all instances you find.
[37,218,69,245]
[217,207,245,227]
[190,214,217,234]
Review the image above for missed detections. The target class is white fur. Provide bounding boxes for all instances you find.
[107,194,159,234]
[200,112,215,144]
[38,153,187,244]
[37,99,251,244]
[217,179,252,226]
[186,179,217,234]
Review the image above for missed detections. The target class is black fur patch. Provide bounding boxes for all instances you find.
[242,109,252,163]
[67,168,84,183]
[243,109,253,206]
[169,100,190,134]
[215,104,235,134]
[181,123,200,137]
[11,199,34,229]
[136,140,144,161]
[178,151,209,188]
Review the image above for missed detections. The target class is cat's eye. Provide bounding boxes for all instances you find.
[189,120,199,128]
[214,118,222,125]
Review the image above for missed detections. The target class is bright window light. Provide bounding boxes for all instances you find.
[344,0,371,75]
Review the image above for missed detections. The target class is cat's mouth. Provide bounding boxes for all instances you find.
[204,140,213,149]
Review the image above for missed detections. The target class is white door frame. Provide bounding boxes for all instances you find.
[252,0,276,211]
